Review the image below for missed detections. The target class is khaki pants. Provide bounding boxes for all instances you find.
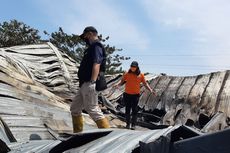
[70,82,105,121]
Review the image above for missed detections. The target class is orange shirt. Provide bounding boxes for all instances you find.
[122,72,146,94]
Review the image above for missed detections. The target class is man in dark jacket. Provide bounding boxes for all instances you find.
[70,26,110,132]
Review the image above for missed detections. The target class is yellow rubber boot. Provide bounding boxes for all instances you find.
[95,117,110,128]
[72,115,83,133]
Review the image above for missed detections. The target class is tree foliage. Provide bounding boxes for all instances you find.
[0,20,130,74]
[44,27,85,63]
[0,20,41,47]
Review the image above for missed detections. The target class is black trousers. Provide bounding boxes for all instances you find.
[123,93,140,126]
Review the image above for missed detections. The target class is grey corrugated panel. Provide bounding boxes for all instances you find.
[107,70,230,132]
[2,43,79,100]
[199,71,226,116]
[0,95,72,141]
[8,44,51,50]
[65,126,177,153]
[144,76,173,111]
[8,140,61,153]
[201,112,228,132]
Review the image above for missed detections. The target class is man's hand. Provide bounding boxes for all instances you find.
[89,82,96,91]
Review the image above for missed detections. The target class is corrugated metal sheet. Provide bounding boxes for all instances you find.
[65,127,174,153]
[1,126,228,153]
[8,140,60,153]
[0,43,78,142]
[1,42,79,101]
[137,71,230,132]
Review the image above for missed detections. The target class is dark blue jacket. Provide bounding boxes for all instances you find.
[78,41,106,87]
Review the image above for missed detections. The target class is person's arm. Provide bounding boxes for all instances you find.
[143,82,157,96]
[117,77,125,86]
[114,73,126,88]
[91,63,100,82]
[142,74,157,96]
[91,44,103,82]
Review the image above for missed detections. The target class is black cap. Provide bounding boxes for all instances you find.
[131,61,138,67]
[80,26,98,39]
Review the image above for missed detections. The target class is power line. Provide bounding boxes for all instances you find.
[121,54,230,57]
[144,67,229,71]
[141,64,230,68]
[139,64,230,71]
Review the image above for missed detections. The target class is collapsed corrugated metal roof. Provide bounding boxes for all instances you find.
[0,43,79,142]
[106,72,230,132]
[1,43,230,152]
[0,42,79,100]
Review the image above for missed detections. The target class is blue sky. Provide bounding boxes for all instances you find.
[1,0,230,76]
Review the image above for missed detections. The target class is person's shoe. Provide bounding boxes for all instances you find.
[72,115,84,133]
[95,117,110,128]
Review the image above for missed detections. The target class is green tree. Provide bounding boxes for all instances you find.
[0,20,41,47]
[44,27,84,62]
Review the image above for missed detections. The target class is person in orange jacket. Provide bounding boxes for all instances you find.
[115,61,157,129]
